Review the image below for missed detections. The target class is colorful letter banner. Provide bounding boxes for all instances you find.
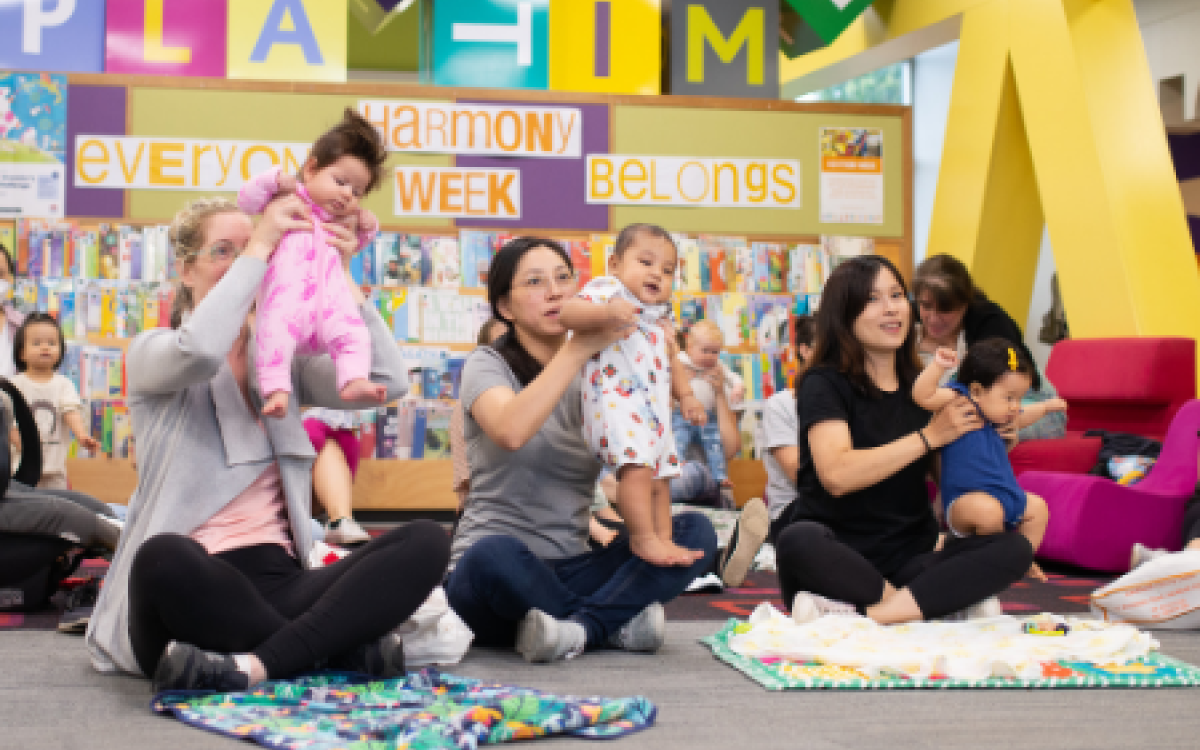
[0,0,106,73]
[73,136,309,191]
[818,127,883,224]
[105,0,229,77]
[394,166,521,219]
[669,0,779,99]
[228,0,348,82]
[586,155,800,209]
[548,0,661,95]
[358,100,581,157]
[433,0,550,90]
[0,72,69,218]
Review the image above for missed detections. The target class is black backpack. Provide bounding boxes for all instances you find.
[1084,429,1163,481]
[0,381,79,613]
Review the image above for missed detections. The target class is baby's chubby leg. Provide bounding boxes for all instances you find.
[618,466,692,567]
[652,477,703,563]
[946,492,1007,536]
[1018,492,1050,581]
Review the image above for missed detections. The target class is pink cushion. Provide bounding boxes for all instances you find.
[1009,433,1100,476]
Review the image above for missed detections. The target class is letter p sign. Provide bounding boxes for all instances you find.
[0,0,105,72]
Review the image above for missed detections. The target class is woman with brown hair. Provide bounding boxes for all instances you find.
[912,254,1066,440]
[773,256,1033,625]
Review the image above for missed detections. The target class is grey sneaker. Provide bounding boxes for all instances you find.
[325,517,371,546]
[608,602,665,653]
[325,632,406,679]
[791,592,857,624]
[515,609,586,663]
[152,642,250,695]
[1130,543,1167,570]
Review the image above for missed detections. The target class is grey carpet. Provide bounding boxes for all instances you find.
[4,623,1200,750]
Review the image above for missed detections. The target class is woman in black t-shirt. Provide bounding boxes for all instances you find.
[775,256,1034,624]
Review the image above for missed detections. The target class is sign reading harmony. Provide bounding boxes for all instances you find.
[74,136,309,190]
[586,155,800,209]
[358,101,581,158]
[394,166,522,219]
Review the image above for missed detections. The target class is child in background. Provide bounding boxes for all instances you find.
[10,313,100,489]
[912,337,1067,580]
[562,223,706,567]
[674,319,745,489]
[238,108,389,418]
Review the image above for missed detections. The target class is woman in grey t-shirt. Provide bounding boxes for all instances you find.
[445,236,717,663]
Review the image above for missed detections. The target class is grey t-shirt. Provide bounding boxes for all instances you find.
[449,347,601,567]
[762,388,799,520]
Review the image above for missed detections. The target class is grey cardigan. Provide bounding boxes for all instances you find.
[86,256,407,675]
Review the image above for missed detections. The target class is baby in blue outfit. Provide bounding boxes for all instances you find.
[913,337,1068,581]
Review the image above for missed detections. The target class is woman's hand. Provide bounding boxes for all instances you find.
[924,395,983,448]
[566,315,634,360]
[245,195,313,262]
[322,221,359,268]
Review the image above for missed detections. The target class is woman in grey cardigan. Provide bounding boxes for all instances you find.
[86,195,449,693]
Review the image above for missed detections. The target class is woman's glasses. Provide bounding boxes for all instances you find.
[515,269,577,295]
[201,241,239,263]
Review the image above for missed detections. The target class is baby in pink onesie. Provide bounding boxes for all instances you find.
[238,108,389,418]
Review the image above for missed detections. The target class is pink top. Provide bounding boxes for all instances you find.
[190,464,295,557]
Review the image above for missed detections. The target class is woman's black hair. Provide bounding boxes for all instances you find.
[486,236,572,387]
[955,337,1034,390]
[0,243,15,280]
[13,312,66,373]
[792,314,816,348]
[800,255,922,397]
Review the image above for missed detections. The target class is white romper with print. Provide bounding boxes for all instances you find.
[578,276,681,479]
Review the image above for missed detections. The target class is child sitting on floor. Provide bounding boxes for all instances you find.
[674,320,745,490]
[912,337,1067,580]
[562,223,706,567]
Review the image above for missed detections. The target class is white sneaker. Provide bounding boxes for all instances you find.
[608,602,665,653]
[1130,543,1167,570]
[325,517,371,546]
[790,592,857,624]
[515,609,586,663]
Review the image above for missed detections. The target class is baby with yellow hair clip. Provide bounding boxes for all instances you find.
[913,337,1068,581]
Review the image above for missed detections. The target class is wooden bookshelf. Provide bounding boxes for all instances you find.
[67,456,767,511]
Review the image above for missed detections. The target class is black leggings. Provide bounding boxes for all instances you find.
[774,521,1033,619]
[128,521,449,678]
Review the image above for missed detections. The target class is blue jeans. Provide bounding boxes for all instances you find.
[672,410,728,482]
[445,512,718,649]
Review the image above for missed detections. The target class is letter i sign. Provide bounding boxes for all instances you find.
[433,0,550,90]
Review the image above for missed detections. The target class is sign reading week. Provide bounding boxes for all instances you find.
[1,0,780,98]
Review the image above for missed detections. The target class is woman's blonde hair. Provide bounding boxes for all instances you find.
[168,197,241,328]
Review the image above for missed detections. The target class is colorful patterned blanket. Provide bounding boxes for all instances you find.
[153,669,656,749]
[703,610,1200,691]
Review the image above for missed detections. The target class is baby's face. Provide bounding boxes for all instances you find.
[303,155,370,219]
[970,371,1031,426]
[686,330,724,370]
[610,234,677,306]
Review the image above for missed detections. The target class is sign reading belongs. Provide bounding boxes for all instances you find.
[74,136,308,190]
[587,155,800,209]
[358,100,581,158]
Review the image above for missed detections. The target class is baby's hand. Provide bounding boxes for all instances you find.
[356,208,379,238]
[79,435,101,452]
[276,172,299,196]
[934,347,958,369]
[332,211,360,234]
[681,394,707,426]
[607,298,638,328]
[1043,398,1069,414]
[728,383,746,405]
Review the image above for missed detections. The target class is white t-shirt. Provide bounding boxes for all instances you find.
[10,372,83,476]
[761,388,799,520]
[678,351,744,412]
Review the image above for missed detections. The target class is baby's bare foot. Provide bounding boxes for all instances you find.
[340,379,387,405]
[631,535,693,567]
[262,391,289,418]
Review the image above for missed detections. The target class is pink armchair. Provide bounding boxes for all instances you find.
[1018,399,1200,572]
[1009,337,1195,476]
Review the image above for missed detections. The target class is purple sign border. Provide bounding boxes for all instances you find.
[65,84,127,219]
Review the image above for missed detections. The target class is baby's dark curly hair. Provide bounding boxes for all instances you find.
[955,337,1034,390]
[308,108,388,193]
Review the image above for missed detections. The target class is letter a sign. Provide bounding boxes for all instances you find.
[433,0,550,90]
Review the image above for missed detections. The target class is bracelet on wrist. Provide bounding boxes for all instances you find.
[917,429,933,453]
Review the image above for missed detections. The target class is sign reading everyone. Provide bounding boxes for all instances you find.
[73,136,309,190]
